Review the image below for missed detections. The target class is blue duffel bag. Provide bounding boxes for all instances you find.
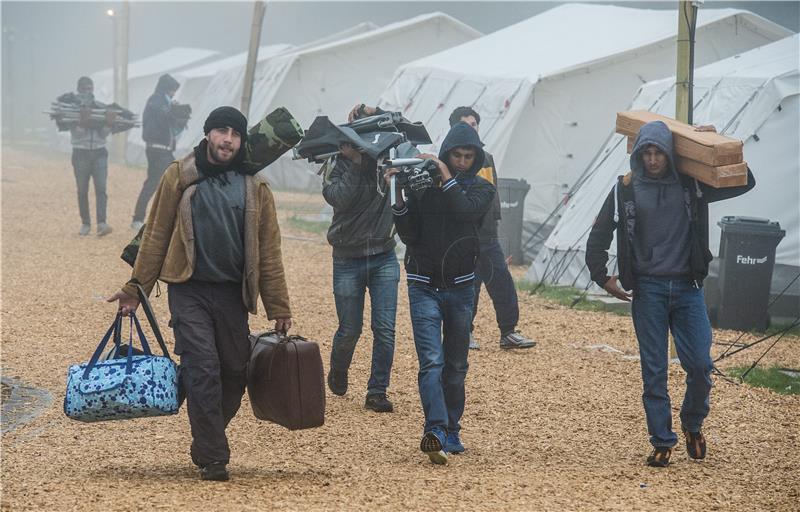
[64,310,180,422]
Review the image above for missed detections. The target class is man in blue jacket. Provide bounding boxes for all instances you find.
[586,120,755,467]
[132,73,181,230]
[386,122,495,464]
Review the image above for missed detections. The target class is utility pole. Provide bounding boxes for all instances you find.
[119,0,130,163]
[241,0,267,118]
[107,2,131,163]
[676,0,698,124]
[674,0,700,359]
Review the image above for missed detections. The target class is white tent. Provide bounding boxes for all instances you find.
[172,43,294,114]
[176,12,482,190]
[173,22,379,162]
[377,4,791,225]
[91,47,219,109]
[526,35,800,304]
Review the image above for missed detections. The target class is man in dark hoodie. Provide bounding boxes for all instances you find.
[132,73,182,230]
[585,120,755,468]
[386,122,495,464]
[321,103,399,413]
[448,106,536,351]
[108,106,292,482]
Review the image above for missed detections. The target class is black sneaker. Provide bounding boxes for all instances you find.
[327,369,348,396]
[500,331,537,349]
[200,462,230,481]
[684,430,707,460]
[646,447,672,468]
[364,393,393,413]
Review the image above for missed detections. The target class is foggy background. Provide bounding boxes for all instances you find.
[2,0,798,141]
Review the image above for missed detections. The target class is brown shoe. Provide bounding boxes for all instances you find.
[684,430,707,460]
[646,447,672,467]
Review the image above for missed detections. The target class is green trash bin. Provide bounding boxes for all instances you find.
[496,178,530,265]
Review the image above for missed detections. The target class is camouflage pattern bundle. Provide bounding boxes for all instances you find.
[241,107,304,174]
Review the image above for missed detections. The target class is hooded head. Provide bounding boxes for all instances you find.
[438,121,485,177]
[155,73,180,97]
[630,120,678,182]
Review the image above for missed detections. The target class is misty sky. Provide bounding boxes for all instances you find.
[2,1,798,137]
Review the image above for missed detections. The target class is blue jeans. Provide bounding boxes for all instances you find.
[331,250,399,395]
[408,283,474,433]
[472,240,520,335]
[631,277,713,448]
[71,148,108,225]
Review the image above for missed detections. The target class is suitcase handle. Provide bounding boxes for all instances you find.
[263,332,310,381]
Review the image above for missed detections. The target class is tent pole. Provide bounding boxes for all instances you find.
[241,0,267,118]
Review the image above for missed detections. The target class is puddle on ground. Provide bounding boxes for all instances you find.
[1,376,53,434]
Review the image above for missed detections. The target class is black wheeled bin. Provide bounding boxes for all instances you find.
[496,178,530,265]
[714,216,785,331]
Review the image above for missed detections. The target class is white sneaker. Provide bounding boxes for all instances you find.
[78,224,91,236]
[97,223,113,237]
[130,220,144,231]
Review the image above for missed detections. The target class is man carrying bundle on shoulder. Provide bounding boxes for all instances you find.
[585,120,754,467]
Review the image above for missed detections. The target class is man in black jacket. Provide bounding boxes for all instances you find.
[387,122,495,464]
[448,107,536,350]
[132,73,181,230]
[321,104,399,413]
[585,120,755,467]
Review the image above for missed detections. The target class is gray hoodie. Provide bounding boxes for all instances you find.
[630,121,691,277]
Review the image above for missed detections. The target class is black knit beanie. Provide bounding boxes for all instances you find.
[203,106,248,143]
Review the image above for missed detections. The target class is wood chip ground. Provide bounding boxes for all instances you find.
[1,147,798,511]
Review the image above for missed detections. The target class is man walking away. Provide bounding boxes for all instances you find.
[132,73,182,230]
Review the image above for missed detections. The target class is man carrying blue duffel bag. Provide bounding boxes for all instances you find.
[106,106,294,482]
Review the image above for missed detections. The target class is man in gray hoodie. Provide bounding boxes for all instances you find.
[321,104,399,413]
[586,120,755,468]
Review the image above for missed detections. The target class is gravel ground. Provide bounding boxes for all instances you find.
[1,147,798,511]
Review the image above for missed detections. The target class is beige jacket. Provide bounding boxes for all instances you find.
[122,153,291,319]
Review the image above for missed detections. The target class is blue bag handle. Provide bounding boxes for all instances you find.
[82,313,123,380]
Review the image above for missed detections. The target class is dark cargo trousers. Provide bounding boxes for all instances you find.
[133,147,174,223]
[167,280,250,466]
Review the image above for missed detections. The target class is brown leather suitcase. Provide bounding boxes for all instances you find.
[247,331,325,430]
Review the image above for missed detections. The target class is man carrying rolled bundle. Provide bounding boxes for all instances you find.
[585,120,754,467]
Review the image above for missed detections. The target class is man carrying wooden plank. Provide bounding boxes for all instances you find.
[585,120,755,467]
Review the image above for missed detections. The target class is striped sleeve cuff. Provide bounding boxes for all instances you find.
[441,178,458,192]
[392,205,408,216]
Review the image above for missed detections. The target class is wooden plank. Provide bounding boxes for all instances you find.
[616,110,743,166]
[675,157,748,188]
[624,135,747,188]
